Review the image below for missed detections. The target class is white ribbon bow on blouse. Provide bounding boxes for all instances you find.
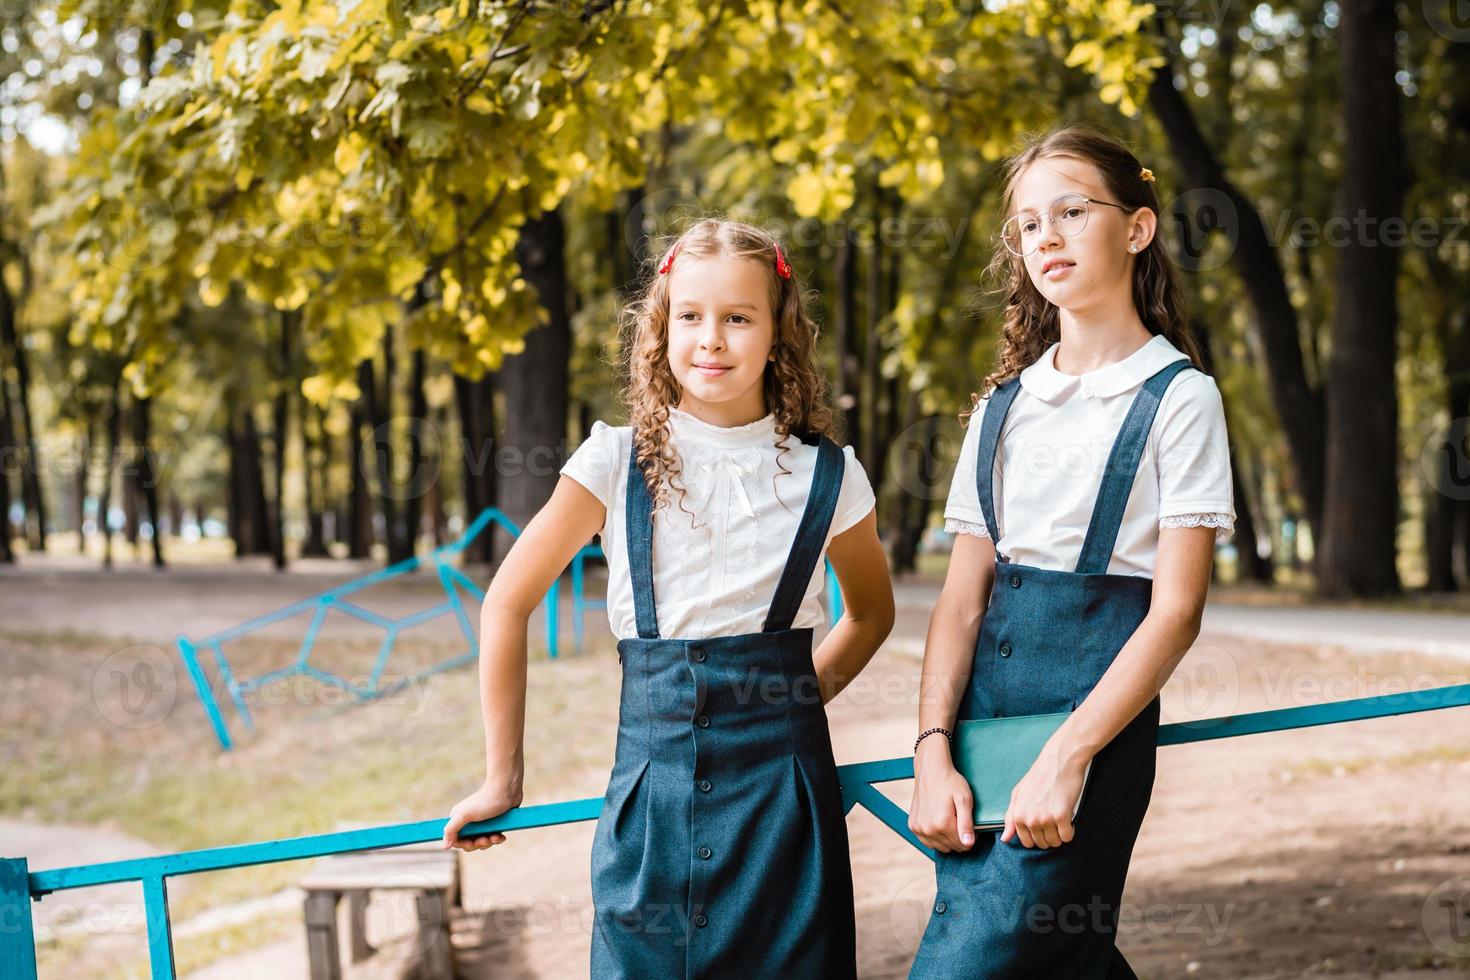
[691,450,760,520]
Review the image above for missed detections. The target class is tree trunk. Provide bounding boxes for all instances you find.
[1426,309,1470,591]
[227,412,241,552]
[168,496,183,538]
[302,402,330,558]
[132,395,166,567]
[122,450,139,552]
[364,328,415,566]
[350,359,376,559]
[862,223,884,478]
[497,208,571,560]
[891,389,930,574]
[1316,0,1405,597]
[454,371,498,565]
[230,405,270,557]
[1230,450,1272,583]
[833,228,862,452]
[0,379,13,563]
[268,310,295,570]
[75,420,92,554]
[1147,36,1325,536]
[1193,319,1270,583]
[0,265,46,551]
[100,381,123,568]
[428,399,450,547]
[404,345,429,561]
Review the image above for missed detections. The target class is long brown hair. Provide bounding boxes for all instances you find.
[962,126,1204,426]
[616,217,837,519]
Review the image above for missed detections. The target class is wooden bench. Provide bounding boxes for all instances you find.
[300,835,463,980]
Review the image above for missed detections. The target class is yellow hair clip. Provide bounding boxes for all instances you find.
[1139,167,1155,183]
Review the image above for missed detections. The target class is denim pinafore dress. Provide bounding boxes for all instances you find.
[589,431,858,979]
[909,359,1197,980]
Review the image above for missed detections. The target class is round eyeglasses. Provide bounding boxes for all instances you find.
[1000,192,1136,257]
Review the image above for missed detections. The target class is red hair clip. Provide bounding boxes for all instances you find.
[657,239,791,280]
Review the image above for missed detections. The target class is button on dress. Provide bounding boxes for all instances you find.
[909,359,1198,980]
[589,430,858,979]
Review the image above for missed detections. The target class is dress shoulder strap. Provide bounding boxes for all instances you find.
[763,435,845,633]
[1073,359,1199,575]
[974,377,1023,562]
[623,433,660,639]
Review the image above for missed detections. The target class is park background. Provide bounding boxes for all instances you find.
[3,0,1470,977]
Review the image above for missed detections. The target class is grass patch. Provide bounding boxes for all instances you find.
[3,624,624,975]
[1289,740,1470,780]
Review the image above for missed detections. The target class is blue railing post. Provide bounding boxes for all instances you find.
[826,558,843,625]
[546,576,561,659]
[143,875,177,978]
[1,857,38,980]
[176,636,232,751]
[572,551,586,651]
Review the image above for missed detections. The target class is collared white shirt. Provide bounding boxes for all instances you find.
[944,333,1235,578]
[560,407,877,640]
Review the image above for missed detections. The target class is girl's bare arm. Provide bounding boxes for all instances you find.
[917,531,996,740]
[815,506,895,702]
[442,475,606,850]
[909,530,996,852]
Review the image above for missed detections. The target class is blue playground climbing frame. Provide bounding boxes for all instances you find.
[175,506,842,751]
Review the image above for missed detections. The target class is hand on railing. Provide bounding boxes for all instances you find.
[441,778,524,852]
[908,737,976,853]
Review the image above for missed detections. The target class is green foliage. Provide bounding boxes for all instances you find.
[32,0,1163,401]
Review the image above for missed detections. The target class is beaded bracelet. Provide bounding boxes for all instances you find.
[913,727,952,753]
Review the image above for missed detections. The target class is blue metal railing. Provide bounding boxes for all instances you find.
[6,681,1470,978]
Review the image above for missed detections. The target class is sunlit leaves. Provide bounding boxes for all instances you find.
[43,0,1165,400]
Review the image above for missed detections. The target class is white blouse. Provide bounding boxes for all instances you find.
[944,334,1235,578]
[560,407,877,640]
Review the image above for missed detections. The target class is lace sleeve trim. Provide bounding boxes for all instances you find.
[1159,512,1234,541]
[946,513,1232,542]
[944,517,991,539]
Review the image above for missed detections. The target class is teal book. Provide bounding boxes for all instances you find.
[951,711,1092,830]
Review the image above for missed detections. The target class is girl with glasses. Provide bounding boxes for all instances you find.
[907,127,1235,978]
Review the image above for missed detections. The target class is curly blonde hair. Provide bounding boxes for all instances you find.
[961,126,1205,427]
[616,217,837,524]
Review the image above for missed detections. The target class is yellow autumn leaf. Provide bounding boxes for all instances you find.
[441,277,462,311]
[301,374,334,406]
[1065,40,1101,69]
[334,134,368,174]
[199,278,228,307]
[786,170,828,219]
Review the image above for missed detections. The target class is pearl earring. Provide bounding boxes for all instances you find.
[1129,244,1138,253]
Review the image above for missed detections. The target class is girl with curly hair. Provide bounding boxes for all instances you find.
[443,216,894,978]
